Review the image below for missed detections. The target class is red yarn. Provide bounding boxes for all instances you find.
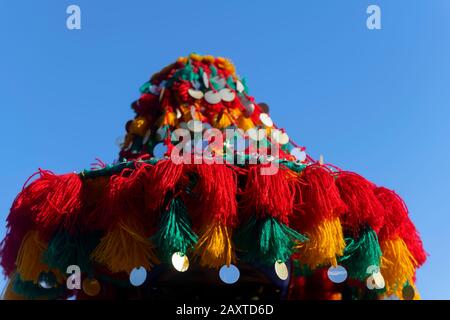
[240,164,294,225]
[34,172,83,231]
[145,160,185,214]
[293,165,346,229]
[102,164,152,227]
[334,172,384,236]
[373,187,409,241]
[185,163,238,228]
[135,93,160,116]
[400,217,427,267]
[172,80,191,103]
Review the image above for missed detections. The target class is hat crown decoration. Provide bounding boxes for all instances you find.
[0,54,426,300]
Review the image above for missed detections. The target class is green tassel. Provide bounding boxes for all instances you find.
[152,197,198,262]
[43,231,101,276]
[236,216,308,265]
[12,274,65,300]
[339,226,382,280]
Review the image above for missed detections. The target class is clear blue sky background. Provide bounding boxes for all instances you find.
[1,0,449,299]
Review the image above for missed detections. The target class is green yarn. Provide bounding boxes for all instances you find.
[235,216,308,265]
[139,82,151,93]
[152,197,198,262]
[43,231,101,276]
[226,75,236,90]
[280,160,306,173]
[339,226,382,280]
[12,274,65,300]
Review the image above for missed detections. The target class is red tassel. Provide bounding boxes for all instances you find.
[373,187,409,241]
[399,217,427,267]
[0,170,52,275]
[241,164,294,224]
[334,172,384,235]
[293,165,346,229]
[33,172,83,231]
[145,160,185,214]
[185,163,237,228]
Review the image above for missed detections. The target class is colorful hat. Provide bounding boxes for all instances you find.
[0,54,426,300]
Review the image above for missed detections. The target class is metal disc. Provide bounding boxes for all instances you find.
[82,278,101,297]
[247,128,265,141]
[129,266,147,287]
[204,91,221,104]
[327,265,348,283]
[219,88,235,102]
[187,119,203,132]
[372,272,385,289]
[219,264,240,284]
[274,261,289,280]
[203,72,209,88]
[171,252,189,272]
[402,285,415,300]
[290,147,307,161]
[188,89,204,100]
[236,80,244,93]
[152,142,167,159]
[38,271,56,289]
[259,113,273,127]
[258,102,270,113]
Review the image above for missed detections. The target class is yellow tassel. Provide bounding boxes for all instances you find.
[380,237,417,297]
[1,277,26,300]
[129,116,149,137]
[158,111,177,127]
[190,53,202,62]
[194,222,235,268]
[15,231,49,283]
[236,115,255,131]
[91,217,159,274]
[213,112,234,129]
[295,217,345,268]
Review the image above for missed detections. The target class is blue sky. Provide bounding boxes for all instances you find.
[1,0,449,299]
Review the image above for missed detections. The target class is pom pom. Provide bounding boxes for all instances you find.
[334,172,384,235]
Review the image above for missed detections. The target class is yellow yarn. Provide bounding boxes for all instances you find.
[236,115,255,131]
[15,231,49,283]
[380,237,417,297]
[91,217,159,274]
[213,112,234,129]
[295,217,345,268]
[194,222,235,268]
[129,116,149,137]
[158,111,177,127]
